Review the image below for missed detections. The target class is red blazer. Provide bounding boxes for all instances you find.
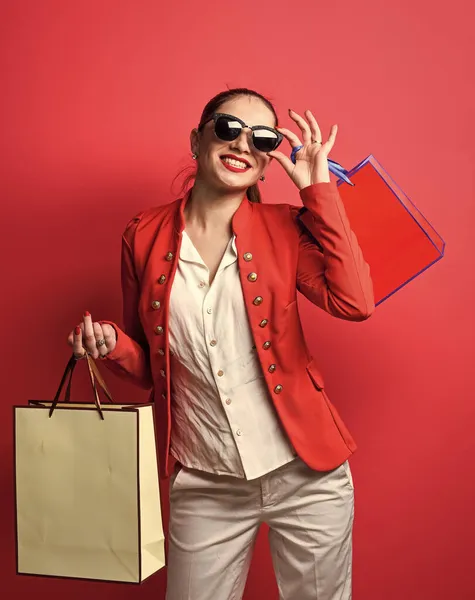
[102,181,375,478]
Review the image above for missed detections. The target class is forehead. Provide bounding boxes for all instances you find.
[218,96,276,127]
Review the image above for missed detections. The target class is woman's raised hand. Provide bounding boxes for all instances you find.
[268,109,337,190]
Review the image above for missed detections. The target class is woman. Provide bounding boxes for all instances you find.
[68,88,374,600]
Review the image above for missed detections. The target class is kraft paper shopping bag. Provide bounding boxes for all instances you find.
[14,353,165,583]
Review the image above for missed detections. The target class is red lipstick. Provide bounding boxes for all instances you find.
[220,154,252,173]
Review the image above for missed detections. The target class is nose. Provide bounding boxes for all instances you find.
[229,128,252,153]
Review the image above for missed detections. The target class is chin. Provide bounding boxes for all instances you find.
[214,171,254,191]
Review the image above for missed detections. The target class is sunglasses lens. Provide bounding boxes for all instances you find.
[214,116,281,152]
[215,116,242,141]
[253,130,280,152]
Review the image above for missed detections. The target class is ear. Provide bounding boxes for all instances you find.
[190,128,200,156]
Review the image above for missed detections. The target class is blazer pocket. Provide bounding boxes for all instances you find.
[284,299,297,311]
[306,358,325,390]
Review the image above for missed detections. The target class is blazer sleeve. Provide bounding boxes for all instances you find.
[291,181,375,321]
[99,214,154,390]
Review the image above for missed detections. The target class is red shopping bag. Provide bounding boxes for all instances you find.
[337,155,445,305]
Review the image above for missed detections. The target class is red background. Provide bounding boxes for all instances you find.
[1,1,474,598]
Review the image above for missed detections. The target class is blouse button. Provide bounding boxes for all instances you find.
[165,252,174,261]
[274,385,283,394]
[152,301,161,310]
[225,398,232,405]
[268,364,276,373]
[243,252,253,262]
[263,341,271,350]
[157,348,165,356]
[259,319,268,328]
[210,340,217,347]
[158,275,166,284]
[160,369,166,378]
[253,296,263,306]
[217,370,224,377]
[154,325,164,335]
[248,272,258,282]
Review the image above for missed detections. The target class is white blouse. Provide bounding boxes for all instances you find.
[168,231,296,480]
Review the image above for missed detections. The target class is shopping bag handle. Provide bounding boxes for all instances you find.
[49,353,114,420]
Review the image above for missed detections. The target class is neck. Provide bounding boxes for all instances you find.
[184,176,247,234]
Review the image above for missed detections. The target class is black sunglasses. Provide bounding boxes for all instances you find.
[199,113,284,153]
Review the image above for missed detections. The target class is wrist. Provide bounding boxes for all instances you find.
[311,161,331,185]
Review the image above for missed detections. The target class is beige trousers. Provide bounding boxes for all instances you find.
[165,457,354,600]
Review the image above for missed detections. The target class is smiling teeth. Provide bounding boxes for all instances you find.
[222,157,248,169]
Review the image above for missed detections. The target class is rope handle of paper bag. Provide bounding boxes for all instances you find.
[48,353,114,420]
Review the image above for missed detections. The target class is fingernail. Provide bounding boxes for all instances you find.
[84,311,91,317]
[75,326,81,335]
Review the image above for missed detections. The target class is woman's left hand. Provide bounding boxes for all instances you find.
[267,109,337,190]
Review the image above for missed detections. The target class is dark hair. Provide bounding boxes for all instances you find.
[174,88,279,203]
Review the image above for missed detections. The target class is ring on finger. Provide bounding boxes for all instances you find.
[96,338,106,348]
[312,139,322,145]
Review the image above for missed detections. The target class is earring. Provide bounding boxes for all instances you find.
[260,175,266,182]
[192,153,198,160]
